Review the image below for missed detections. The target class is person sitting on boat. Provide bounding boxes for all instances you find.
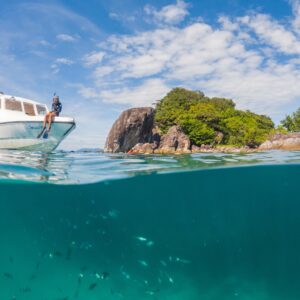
[44,95,62,130]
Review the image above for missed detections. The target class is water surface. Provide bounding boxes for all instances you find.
[0,150,299,299]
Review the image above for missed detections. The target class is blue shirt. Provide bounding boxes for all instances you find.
[52,102,62,116]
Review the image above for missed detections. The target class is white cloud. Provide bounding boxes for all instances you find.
[78,86,99,98]
[239,13,300,54]
[291,0,300,34]
[100,78,170,106]
[55,57,74,65]
[145,0,189,25]
[40,39,51,46]
[83,51,105,66]
[80,1,300,121]
[56,33,78,42]
[108,12,136,23]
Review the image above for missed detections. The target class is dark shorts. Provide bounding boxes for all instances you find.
[50,111,59,116]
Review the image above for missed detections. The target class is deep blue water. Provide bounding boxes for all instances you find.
[0,150,300,299]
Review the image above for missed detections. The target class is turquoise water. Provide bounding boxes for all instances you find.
[0,150,300,299]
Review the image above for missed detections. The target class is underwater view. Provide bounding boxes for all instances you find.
[0,150,300,300]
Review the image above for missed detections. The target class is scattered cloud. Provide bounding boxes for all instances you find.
[78,85,99,98]
[51,57,75,74]
[55,57,75,65]
[144,0,189,25]
[99,78,170,106]
[291,0,300,34]
[56,33,78,42]
[238,13,300,54]
[109,12,136,23]
[83,51,105,66]
[39,39,51,46]
[80,0,300,120]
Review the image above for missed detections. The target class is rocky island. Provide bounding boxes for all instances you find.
[105,88,300,154]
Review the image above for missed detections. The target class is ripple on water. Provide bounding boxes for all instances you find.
[0,149,299,184]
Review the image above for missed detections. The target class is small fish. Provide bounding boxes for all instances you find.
[101,271,109,279]
[137,260,148,267]
[29,274,37,281]
[146,290,155,296]
[35,262,41,270]
[19,287,31,293]
[160,260,167,267]
[54,251,62,257]
[77,273,83,285]
[4,272,13,279]
[9,256,14,264]
[175,257,191,264]
[110,289,124,298]
[146,240,154,247]
[135,236,147,242]
[108,209,119,219]
[89,283,97,290]
[121,271,130,280]
[80,266,88,272]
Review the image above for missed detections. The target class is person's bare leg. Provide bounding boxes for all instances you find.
[38,114,49,138]
[43,113,49,128]
[48,113,55,130]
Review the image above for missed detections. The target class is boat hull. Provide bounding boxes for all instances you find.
[0,121,75,151]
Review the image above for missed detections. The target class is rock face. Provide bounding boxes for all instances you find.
[158,126,191,153]
[106,108,299,154]
[259,133,300,150]
[130,143,157,154]
[104,107,154,153]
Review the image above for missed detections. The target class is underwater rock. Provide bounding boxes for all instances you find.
[259,132,300,150]
[104,107,155,153]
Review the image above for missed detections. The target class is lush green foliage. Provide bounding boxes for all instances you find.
[155,88,275,147]
[281,108,300,131]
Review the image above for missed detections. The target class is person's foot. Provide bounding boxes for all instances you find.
[37,126,46,138]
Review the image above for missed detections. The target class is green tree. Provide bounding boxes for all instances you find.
[180,119,215,145]
[154,87,274,147]
[281,108,300,131]
[154,88,207,132]
[222,111,273,147]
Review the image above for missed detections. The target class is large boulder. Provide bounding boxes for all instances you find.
[129,143,157,154]
[157,126,191,153]
[259,133,300,150]
[104,107,154,153]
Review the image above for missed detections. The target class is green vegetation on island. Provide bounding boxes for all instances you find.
[281,107,300,132]
[155,88,275,148]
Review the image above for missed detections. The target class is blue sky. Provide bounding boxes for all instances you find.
[1,0,300,149]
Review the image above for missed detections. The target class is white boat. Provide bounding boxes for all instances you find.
[0,93,75,151]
